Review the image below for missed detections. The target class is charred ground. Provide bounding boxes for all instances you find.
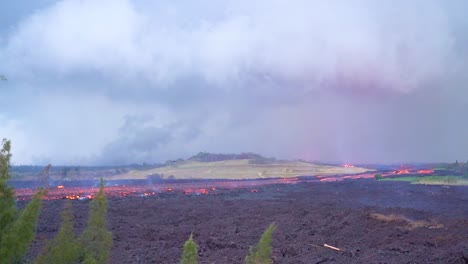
[24,179,468,264]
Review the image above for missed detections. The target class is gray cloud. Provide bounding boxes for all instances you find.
[0,0,467,165]
[97,115,173,165]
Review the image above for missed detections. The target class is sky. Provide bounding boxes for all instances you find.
[1,0,468,165]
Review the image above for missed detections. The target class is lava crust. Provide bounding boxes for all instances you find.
[24,180,468,264]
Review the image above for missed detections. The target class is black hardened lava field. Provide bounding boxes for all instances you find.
[24,180,468,264]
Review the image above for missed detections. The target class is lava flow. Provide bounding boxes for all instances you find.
[13,167,436,201]
[14,177,314,201]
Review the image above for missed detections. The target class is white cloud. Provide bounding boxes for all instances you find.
[3,0,459,92]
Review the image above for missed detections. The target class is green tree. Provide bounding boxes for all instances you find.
[374,174,383,180]
[245,223,277,264]
[79,178,112,264]
[0,139,15,234]
[36,200,79,264]
[181,233,198,264]
[0,139,44,263]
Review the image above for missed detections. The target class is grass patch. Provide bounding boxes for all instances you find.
[369,213,443,230]
[114,159,371,180]
[381,176,468,186]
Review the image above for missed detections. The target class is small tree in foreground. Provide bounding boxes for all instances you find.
[79,178,112,264]
[36,200,79,264]
[0,139,44,263]
[245,223,277,264]
[181,233,198,264]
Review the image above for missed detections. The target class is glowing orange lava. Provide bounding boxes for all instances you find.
[417,169,434,174]
[183,188,211,195]
[395,169,410,175]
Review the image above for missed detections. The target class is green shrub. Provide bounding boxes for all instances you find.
[79,178,112,264]
[36,200,79,264]
[245,223,277,264]
[374,174,383,180]
[181,233,198,264]
[82,253,98,264]
[0,139,44,263]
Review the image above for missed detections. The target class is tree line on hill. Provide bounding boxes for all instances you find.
[187,152,278,164]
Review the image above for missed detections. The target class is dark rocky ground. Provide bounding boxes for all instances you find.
[25,180,468,263]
